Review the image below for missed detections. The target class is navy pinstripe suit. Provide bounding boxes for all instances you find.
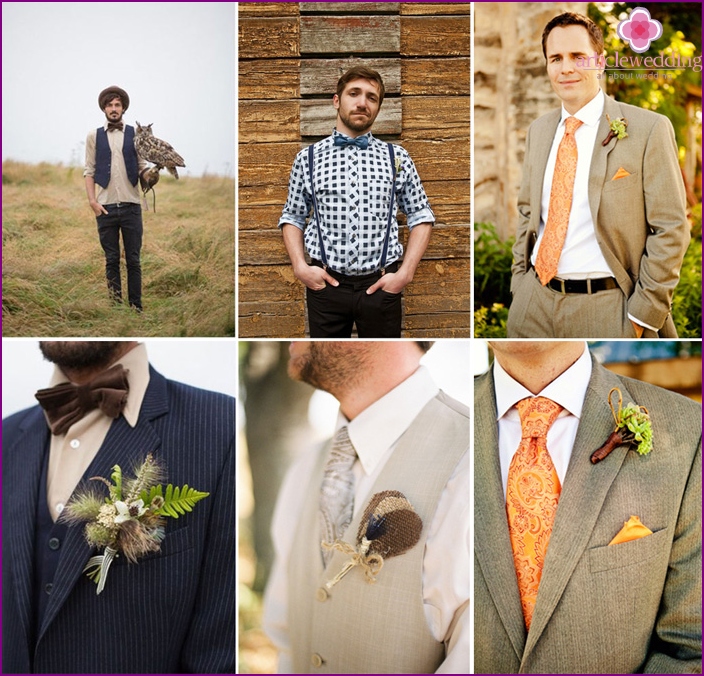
[2,366,235,673]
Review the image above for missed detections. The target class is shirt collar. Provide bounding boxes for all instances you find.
[49,342,150,428]
[335,365,439,476]
[493,343,591,420]
[560,88,604,129]
[331,128,374,145]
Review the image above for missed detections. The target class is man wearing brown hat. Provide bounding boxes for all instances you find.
[84,86,155,312]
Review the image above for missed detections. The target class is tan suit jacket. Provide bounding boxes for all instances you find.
[474,360,701,673]
[511,95,689,337]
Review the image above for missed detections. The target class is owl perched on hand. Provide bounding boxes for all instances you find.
[135,122,186,179]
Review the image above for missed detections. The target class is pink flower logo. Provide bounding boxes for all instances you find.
[617,7,663,53]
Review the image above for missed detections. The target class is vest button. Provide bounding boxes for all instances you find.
[70,439,80,449]
[315,587,329,602]
[311,653,324,668]
[45,583,53,595]
[48,537,61,550]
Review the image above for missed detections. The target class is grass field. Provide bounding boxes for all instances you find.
[2,161,235,337]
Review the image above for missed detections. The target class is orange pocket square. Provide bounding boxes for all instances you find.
[608,515,653,545]
[611,167,631,180]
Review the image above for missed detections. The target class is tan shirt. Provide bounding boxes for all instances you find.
[45,343,150,522]
[84,122,147,205]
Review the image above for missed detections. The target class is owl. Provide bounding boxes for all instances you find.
[135,122,186,179]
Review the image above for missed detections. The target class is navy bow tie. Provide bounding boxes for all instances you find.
[334,135,369,150]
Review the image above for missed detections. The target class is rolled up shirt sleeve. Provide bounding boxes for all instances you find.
[396,151,435,228]
[278,150,311,230]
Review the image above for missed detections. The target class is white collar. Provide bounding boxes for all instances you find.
[560,88,604,128]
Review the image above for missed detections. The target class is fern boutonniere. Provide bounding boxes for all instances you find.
[61,453,208,594]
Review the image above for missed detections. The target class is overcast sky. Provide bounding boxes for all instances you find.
[2,2,235,177]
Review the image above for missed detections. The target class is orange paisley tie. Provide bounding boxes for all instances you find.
[535,116,583,285]
[506,396,563,630]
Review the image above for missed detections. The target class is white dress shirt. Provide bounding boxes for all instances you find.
[263,366,470,674]
[532,89,613,280]
[494,344,592,495]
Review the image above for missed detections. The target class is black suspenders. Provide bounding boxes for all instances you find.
[308,141,397,274]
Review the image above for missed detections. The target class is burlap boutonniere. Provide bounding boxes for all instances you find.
[602,114,629,146]
[591,388,653,463]
[322,490,422,590]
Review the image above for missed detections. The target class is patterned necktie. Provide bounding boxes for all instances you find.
[506,396,563,630]
[319,425,357,565]
[535,116,583,285]
[35,364,129,436]
[333,134,369,149]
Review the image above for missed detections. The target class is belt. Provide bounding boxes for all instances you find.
[311,259,398,283]
[547,276,619,294]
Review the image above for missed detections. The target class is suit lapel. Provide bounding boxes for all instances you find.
[5,408,49,649]
[474,371,527,661]
[522,362,635,663]
[588,95,623,226]
[531,110,561,229]
[37,368,169,640]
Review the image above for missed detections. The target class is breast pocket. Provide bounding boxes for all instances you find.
[589,526,671,573]
[602,170,640,193]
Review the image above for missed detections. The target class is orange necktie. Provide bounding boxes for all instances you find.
[535,116,583,285]
[506,396,563,630]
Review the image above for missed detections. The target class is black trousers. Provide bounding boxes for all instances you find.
[96,202,143,310]
[306,262,402,338]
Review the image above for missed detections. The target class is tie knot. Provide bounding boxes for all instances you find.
[330,425,357,462]
[516,397,563,439]
[565,116,582,135]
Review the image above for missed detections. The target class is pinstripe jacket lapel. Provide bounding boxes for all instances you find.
[521,363,634,665]
[474,370,527,662]
[37,367,169,642]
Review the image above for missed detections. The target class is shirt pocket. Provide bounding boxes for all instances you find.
[589,525,670,573]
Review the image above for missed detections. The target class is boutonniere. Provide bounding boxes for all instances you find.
[322,490,422,590]
[60,454,209,594]
[602,114,629,146]
[591,388,653,463]
[394,156,402,174]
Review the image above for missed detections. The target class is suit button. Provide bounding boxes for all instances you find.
[45,583,53,595]
[311,653,324,668]
[315,587,329,602]
[48,537,60,550]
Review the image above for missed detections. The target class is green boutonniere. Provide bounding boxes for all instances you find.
[60,454,209,594]
[591,388,653,463]
[602,114,629,146]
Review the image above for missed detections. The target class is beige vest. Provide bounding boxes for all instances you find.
[288,392,468,674]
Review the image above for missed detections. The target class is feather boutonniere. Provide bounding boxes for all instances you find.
[322,490,422,590]
[602,114,629,146]
[60,454,209,594]
[591,388,653,464]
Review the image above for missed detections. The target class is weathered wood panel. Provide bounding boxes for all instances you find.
[301,3,399,14]
[401,224,470,260]
[400,139,470,182]
[239,300,306,338]
[400,3,471,16]
[239,184,290,209]
[239,3,299,17]
[300,16,400,53]
[239,265,303,303]
[422,180,471,225]
[300,98,402,136]
[239,142,300,188]
[403,311,471,331]
[301,58,401,95]
[239,101,300,143]
[402,58,471,96]
[239,205,288,232]
[407,259,471,296]
[403,326,471,338]
[401,17,470,57]
[239,59,300,100]
[401,96,470,139]
[239,18,299,59]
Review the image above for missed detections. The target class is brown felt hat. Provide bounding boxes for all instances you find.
[98,86,130,111]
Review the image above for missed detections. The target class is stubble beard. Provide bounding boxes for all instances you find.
[39,341,126,370]
[339,109,374,134]
[291,343,370,396]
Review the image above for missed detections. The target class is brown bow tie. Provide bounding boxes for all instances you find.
[107,122,124,132]
[35,364,130,436]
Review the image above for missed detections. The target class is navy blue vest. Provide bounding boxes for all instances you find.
[94,125,139,188]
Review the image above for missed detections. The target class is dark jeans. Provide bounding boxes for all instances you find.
[306,262,402,338]
[96,202,143,310]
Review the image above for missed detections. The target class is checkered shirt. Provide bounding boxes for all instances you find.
[278,130,435,275]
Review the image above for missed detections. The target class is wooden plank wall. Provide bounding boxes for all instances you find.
[239,3,470,338]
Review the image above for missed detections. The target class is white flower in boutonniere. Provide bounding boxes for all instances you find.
[60,453,209,594]
[591,387,653,463]
[394,156,402,174]
[602,114,629,146]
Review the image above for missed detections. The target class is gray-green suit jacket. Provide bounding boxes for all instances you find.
[512,95,689,337]
[474,360,701,673]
